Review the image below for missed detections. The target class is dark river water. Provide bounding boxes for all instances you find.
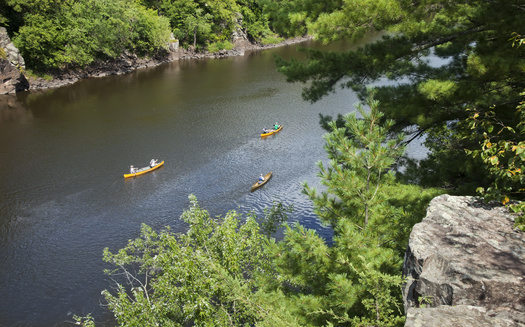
[0,39,426,326]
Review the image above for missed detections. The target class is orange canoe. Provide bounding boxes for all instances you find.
[261,125,283,138]
[124,161,164,178]
[251,172,272,192]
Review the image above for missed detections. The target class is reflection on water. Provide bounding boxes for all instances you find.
[0,94,33,123]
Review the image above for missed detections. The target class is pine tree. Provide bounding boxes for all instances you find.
[269,92,410,326]
[304,89,405,229]
[277,0,525,192]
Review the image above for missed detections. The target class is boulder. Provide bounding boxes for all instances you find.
[0,58,29,94]
[406,305,522,327]
[403,195,525,326]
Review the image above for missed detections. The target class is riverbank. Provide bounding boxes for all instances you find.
[26,36,312,91]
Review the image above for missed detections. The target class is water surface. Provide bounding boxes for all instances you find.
[0,39,426,326]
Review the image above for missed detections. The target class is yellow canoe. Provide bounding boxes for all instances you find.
[124,161,164,178]
[251,172,272,192]
[261,125,283,138]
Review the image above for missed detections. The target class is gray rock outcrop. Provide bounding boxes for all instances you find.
[231,12,251,50]
[403,195,525,326]
[0,27,29,94]
[0,27,25,69]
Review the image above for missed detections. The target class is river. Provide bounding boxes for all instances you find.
[0,39,426,326]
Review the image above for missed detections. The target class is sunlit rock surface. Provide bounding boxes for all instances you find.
[0,27,28,94]
[403,195,525,327]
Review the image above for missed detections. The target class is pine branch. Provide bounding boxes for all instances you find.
[412,26,487,53]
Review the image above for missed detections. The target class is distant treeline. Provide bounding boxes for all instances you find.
[0,0,334,72]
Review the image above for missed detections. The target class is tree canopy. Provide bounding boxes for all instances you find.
[277,0,525,194]
[0,0,314,72]
[3,0,171,71]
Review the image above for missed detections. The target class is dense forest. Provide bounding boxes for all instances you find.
[0,0,333,73]
[3,0,524,326]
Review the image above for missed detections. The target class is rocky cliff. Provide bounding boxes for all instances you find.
[0,27,29,94]
[403,195,525,326]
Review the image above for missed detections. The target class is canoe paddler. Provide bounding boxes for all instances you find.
[150,159,158,168]
[274,122,279,130]
[259,174,265,184]
[130,165,136,174]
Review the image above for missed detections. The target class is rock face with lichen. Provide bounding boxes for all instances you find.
[0,27,29,94]
[402,195,525,327]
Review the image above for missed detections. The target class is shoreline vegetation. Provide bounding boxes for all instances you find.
[0,0,323,94]
[25,36,312,91]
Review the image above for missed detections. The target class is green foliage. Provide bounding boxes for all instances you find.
[184,8,213,48]
[418,79,457,101]
[148,0,275,49]
[0,0,12,28]
[417,296,434,309]
[156,0,199,42]
[5,0,398,68]
[240,6,274,43]
[73,314,95,327]
[207,40,234,53]
[379,183,444,255]
[13,14,66,70]
[466,93,525,231]
[126,6,172,56]
[276,0,525,193]
[102,194,299,326]
[258,0,343,38]
[98,186,437,326]
[304,89,405,228]
[323,256,406,327]
[257,0,303,37]
[265,93,441,326]
[259,201,294,238]
[10,0,171,71]
[308,0,404,43]
[261,35,285,45]
[462,37,525,230]
[268,213,407,326]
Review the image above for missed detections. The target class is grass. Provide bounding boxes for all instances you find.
[207,41,234,54]
[261,36,285,45]
[24,68,53,81]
